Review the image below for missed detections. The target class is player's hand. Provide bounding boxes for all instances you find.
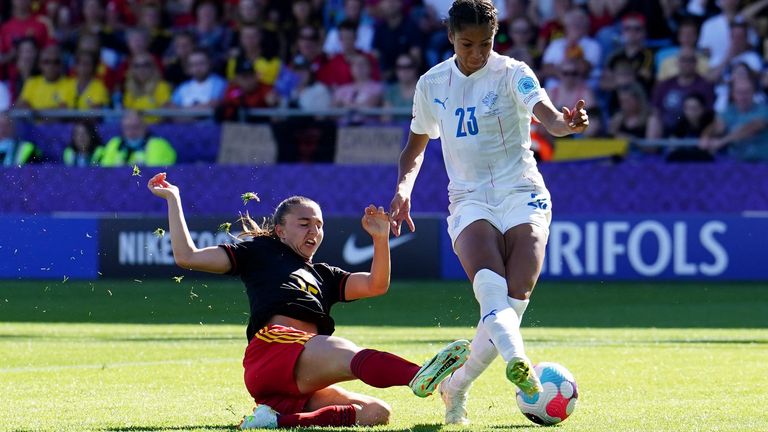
[147,172,179,200]
[562,99,589,134]
[389,192,415,237]
[362,205,390,240]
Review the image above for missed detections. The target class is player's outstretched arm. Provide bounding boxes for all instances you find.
[534,99,589,137]
[390,132,430,236]
[344,205,391,301]
[147,173,232,274]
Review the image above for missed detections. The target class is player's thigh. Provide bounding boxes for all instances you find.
[454,219,506,280]
[305,384,391,426]
[503,223,548,299]
[294,335,361,394]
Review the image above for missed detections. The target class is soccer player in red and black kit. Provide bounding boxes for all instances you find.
[147,173,470,429]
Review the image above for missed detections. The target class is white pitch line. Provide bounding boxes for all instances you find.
[0,357,238,374]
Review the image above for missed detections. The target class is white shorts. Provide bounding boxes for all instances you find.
[446,189,552,249]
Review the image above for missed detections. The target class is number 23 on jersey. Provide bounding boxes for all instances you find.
[455,106,479,137]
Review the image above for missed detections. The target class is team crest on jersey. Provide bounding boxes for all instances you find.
[481,91,501,116]
[482,91,498,109]
[517,76,538,95]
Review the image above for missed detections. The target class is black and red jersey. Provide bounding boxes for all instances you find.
[220,236,352,341]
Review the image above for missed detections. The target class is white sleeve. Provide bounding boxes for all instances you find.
[510,64,548,116]
[410,78,440,139]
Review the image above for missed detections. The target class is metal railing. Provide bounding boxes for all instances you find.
[5,107,414,120]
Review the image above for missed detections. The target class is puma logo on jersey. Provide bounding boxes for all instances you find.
[434,97,448,110]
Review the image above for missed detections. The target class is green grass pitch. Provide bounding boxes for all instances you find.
[1,279,767,431]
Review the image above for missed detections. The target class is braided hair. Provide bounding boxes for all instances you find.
[447,0,499,35]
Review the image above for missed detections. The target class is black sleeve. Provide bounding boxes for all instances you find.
[219,238,266,276]
[322,264,353,303]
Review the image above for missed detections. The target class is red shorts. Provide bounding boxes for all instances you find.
[243,325,316,415]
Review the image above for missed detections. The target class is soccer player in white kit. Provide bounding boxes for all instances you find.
[389,0,589,425]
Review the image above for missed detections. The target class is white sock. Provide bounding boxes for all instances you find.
[508,296,530,324]
[444,318,497,394]
[472,269,526,362]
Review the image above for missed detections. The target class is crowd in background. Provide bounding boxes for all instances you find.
[0,0,767,166]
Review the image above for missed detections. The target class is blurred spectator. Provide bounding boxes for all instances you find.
[113,28,162,91]
[107,0,139,27]
[16,45,76,110]
[170,49,226,109]
[541,8,601,84]
[65,51,109,110]
[655,16,709,82]
[602,59,640,114]
[608,82,651,142]
[698,0,767,72]
[170,0,196,28]
[272,56,336,163]
[190,0,233,69]
[39,0,73,44]
[0,81,10,111]
[0,0,51,67]
[123,52,172,123]
[382,53,417,121]
[318,19,381,87]
[501,17,541,70]
[294,25,329,75]
[546,58,596,113]
[71,50,109,110]
[62,120,103,166]
[74,33,120,92]
[420,0,454,68]
[706,21,763,83]
[278,56,332,111]
[332,53,383,124]
[670,92,716,139]
[217,57,278,122]
[323,0,375,55]
[2,37,38,102]
[616,0,674,45]
[713,61,766,112]
[700,78,768,161]
[0,112,41,166]
[163,30,196,87]
[231,0,283,60]
[647,47,715,138]
[138,2,173,58]
[71,0,124,56]
[536,0,571,54]
[226,25,281,86]
[585,0,628,36]
[601,13,655,93]
[371,0,424,82]
[282,0,323,46]
[99,110,176,166]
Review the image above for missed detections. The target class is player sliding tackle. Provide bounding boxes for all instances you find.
[147,172,469,429]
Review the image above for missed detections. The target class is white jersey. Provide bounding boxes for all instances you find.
[411,51,550,201]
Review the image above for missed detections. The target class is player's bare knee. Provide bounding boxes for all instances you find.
[356,399,391,426]
[505,279,534,299]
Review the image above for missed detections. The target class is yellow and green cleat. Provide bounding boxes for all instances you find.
[409,340,470,397]
[507,356,543,396]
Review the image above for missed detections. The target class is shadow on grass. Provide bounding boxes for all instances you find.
[102,426,234,432]
[100,423,446,432]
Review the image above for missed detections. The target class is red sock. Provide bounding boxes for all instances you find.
[277,404,356,427]
[350,349,421,388]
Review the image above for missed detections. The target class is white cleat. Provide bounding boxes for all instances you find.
[439,377,470,425]
[239,404,278,429]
